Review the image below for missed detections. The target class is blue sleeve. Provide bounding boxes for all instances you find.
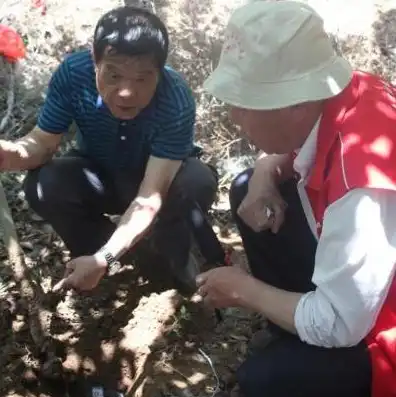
[37,59,74,134]
[150,87,196,160]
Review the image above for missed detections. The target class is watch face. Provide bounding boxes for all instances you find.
[66,379,125,397]
[107,261,122,276]
[104,252,114,264]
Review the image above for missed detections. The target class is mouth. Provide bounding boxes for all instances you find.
[116,105,138,112]
[113,105,141,120]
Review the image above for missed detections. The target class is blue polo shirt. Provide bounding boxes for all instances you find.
[37,50,196,173]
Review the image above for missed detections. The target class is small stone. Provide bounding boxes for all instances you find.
[30,213,44,221]
[21,241,34,250]
[184,341,195,349]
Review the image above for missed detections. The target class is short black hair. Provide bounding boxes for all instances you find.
[93,6,169,68]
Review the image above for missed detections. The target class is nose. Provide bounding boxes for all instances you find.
[118,83,136,99]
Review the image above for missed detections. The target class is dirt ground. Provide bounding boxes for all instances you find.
[1,0,396,396]
[0,170,254,397]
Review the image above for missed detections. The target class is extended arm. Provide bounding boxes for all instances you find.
[0,128,62,171]
[238,188,396,347]
[99,155,182,259]
[0,57,74,172]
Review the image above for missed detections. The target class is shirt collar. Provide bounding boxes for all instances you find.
[96,95,104,109]
[293,115,322,179]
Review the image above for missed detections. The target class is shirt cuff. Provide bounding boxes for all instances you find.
[294,290,342,348]
[294,291,315,344]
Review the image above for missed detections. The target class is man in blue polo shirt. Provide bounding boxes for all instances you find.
[0,6,218,292]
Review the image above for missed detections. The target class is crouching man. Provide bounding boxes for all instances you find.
[197,1,396,396]
[0,6,217,293]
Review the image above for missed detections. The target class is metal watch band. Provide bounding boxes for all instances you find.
[99,248,121,276]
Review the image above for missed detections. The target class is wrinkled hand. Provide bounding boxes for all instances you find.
[53,255,107,292]
[195,266,255,309]
[237,175,286,233]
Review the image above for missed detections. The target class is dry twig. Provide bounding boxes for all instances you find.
[0,58,15,135]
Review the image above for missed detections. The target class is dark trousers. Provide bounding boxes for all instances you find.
[229,169,372,397]
[23,151,218,288]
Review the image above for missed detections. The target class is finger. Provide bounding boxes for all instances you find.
[255,206,273,231]
[52,277,68,293]
[271,202,287,233]
[203,295,216,309]
[62,266,73,279]
[245,205,269,232]
[54,268,80,292]
[196,272,209,287]
[242,209,265,232]
[237,199,256,227]
[65,260,76,270]
[53,264,75,293]
[191,292,204,303]
[197,286,208,298]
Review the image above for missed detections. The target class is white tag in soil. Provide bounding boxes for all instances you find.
[92,387,104,397]
[91,386,124,397]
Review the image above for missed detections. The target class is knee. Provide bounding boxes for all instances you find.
[229,168,253,215]
[23,168,44,212]
[23,161,68,214]
[173,158,218,212]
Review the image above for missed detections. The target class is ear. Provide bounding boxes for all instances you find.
[289,102,310,121]
[91,48,99,70]
[90,47,95,61]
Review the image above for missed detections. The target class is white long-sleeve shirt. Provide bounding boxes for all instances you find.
[293,120,396,348]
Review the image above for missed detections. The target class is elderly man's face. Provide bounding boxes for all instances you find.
[229,105,317,154]
[95,50,159,120]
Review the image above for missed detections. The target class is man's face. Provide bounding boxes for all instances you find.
[229,106,306,154]
[95,51,159,120]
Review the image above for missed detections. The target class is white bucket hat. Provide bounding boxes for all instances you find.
[203,0,353,110]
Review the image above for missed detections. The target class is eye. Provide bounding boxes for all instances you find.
[135,77,146,83]
[109,72,120,81]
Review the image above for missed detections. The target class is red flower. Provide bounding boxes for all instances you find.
[32,0,47,15]
[0,25,26,63]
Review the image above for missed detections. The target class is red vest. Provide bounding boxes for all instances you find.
[305,71,396,397]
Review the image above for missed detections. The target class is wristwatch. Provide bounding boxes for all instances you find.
[97,247,122,276]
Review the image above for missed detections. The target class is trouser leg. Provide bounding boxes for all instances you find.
[24,154,218,290]
[23,155,118,257]
[229,169,316,293]
[229,169,371,397]
[152,157,218,291]
[237,335,371,397]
